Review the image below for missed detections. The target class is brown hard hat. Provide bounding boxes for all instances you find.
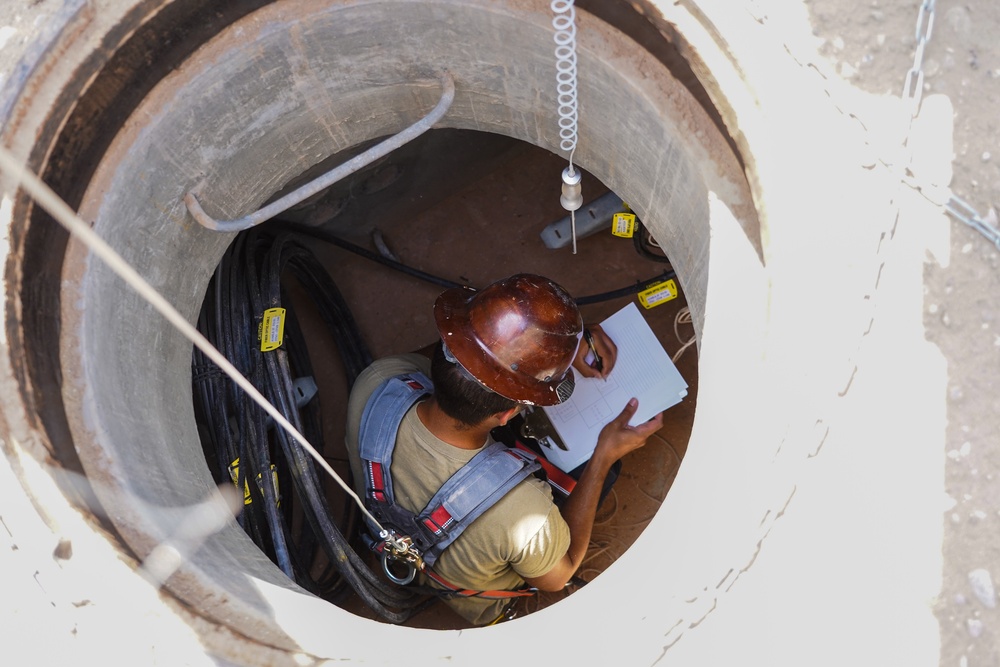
[434,274,584,406]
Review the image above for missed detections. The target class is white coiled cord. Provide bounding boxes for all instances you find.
[552,0,583,253]
[552,0,578,160]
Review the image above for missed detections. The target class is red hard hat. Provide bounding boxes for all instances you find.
[433,274,583,406]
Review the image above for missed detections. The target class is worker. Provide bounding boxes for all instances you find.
[344,274,664,625]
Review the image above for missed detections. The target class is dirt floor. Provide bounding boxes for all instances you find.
[805,1,1000,664]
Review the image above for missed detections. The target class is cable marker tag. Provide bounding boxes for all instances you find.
[259,308,286,352]
[638,279,678,309]
[611,212,636,238]
[229,457,280,506]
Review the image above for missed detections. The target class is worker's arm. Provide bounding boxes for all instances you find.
[522,398,663,592]
[572,323,617,379]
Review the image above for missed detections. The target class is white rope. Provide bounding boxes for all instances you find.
[672,306,696,363]
[0,145,385,534]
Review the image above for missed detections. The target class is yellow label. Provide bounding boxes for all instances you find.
[228,457,280,506]
[638,279,679,309]
[611,212,636,238]
[259,308,286,352]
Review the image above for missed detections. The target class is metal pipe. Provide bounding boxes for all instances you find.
[184,74,456,233]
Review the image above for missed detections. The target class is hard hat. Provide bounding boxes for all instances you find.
[433,274,583,406]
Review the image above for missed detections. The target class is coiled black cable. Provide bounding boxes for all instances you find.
[192,229,434,622]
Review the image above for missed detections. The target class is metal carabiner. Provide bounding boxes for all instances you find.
[381,549,417,585]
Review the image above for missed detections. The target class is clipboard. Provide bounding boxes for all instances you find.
[539,302,688,472]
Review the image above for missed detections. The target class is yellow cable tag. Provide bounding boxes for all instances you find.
[637,279,679,309]
[228,457,280,506]
[259,307,286,352]
[611,212,636,238]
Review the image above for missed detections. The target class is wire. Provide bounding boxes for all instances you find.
[279,222,465,290]
[575,270,677,305]
[671,306,696,363]
[282,221,678,308]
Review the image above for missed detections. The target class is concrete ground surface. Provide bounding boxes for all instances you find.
[0,0,998,665]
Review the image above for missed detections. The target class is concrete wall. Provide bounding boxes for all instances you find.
[0,0,945,665]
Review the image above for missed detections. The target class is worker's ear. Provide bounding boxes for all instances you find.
[496,406,522,427]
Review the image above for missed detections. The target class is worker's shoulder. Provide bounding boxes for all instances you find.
[472,473,563,551]
[491,473,556,515]
[360,353,432,383]
[351,354,432,400]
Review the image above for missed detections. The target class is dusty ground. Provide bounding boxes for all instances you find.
[806,1,1000,664]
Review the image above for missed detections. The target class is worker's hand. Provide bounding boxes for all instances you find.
[593,398,663,463]
[573,323,617,379]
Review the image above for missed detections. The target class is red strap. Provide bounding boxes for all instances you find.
[513,441,577,495]
[422,567,536,600]
[367,461,387,502]
[422,505,453,535]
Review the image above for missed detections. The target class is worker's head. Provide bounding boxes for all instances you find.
[430,344,520,427]
[433,273,583,417]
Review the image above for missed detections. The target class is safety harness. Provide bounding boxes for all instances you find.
[357,372,542,598]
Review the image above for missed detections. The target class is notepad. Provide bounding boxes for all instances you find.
[539,302,688,473]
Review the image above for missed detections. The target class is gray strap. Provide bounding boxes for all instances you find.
[357,373,432,508]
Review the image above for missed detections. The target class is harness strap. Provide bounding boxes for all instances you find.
[358,372,432,513]
[359,372,543,576]
[421,567,536,600]
[414,443,539,566]
[371,539,535,599]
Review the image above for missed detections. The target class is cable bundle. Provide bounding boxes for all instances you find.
[192,229,432,622]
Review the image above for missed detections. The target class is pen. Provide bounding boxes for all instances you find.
[583,328,603,374]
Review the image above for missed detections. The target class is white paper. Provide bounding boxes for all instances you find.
[540,302,688,472]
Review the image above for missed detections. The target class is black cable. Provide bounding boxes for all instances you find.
[275,220,676,306]
[574,269,677,305]
[192,229,432,623]
[258,233,411,612]
[281,222,465,290]
[632,218,672,264]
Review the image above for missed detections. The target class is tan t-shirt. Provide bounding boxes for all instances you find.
[345,354,570,625]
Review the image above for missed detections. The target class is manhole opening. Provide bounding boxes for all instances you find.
[191,129,699,629]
